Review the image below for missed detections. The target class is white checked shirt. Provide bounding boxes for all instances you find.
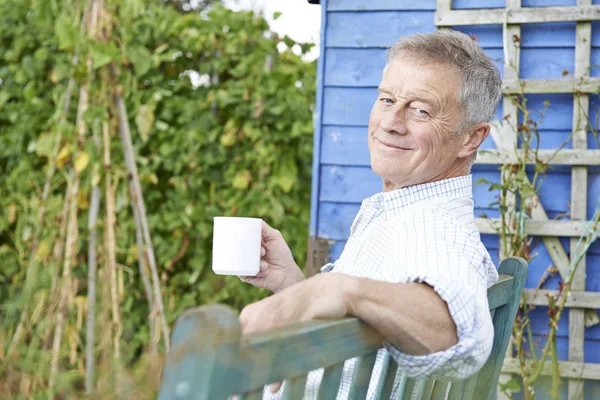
[266,175,498,399]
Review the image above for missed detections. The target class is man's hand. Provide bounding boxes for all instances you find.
[239,221,305,293]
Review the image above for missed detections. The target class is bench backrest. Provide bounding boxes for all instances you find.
[158,257,527,400]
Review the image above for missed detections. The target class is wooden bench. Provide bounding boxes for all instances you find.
[158,257,527,400]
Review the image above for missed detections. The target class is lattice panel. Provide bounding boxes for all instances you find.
[436,1,600,398]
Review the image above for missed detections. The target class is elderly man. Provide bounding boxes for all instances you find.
[239,30,502,398]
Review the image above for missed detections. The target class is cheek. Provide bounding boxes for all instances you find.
[368,106,380,131]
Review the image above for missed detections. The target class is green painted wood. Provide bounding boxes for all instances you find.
[487,274,514,310]
[375,352,398,400]
[430,379,450,399]
[394,376,407,400]
[318,362,345,399]
[461,375,478,399]
[158,258,528,400]
[396,377,417,400]
[420,377,436,399]
[474,257,528,400]
[447,381,464,400]
[412,378,427,399]
[282,374,308,400]
[349,352,378,399]
[242,389,264,400]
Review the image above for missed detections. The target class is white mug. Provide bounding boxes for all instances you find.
[212,217,262,276]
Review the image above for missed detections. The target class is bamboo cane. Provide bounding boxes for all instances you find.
[114,91,170,351]
[48,0,99,392]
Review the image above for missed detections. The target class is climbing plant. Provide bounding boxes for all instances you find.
[0,0,316,398]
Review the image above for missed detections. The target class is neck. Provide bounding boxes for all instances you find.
[382,159,471,192]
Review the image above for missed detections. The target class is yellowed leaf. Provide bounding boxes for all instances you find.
[220,128,237,147]
[77,191,89,210]
[7,203,16,224]
[92,164,101,186]
[36,240,51,261]
[232,170,251,190]
[74,152,90,172]
[56,144,73,167]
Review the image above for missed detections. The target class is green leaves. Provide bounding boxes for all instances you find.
[127,45,152,76]
[55,13,78,50]
[232,170,252,190]
[135,104,155,143]
[91,41,119,69]
[276,156,298,193]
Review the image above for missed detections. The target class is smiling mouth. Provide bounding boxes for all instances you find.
[374,137,412,151]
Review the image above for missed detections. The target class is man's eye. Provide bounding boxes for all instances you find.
[411,107,430,116]
[379,97,394,104]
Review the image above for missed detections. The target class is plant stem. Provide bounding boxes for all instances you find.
[115,90,170,351]
[85,122,102,394]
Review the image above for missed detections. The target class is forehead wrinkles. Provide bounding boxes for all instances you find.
[381,67,448,110]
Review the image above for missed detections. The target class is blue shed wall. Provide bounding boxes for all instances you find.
[311,0,600,398]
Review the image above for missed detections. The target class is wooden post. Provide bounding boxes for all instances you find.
[497,0,521,397]
[568,1,591,398]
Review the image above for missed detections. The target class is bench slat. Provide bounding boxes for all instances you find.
[375,352,398,400]
[419,377,436,399]
[447,380,464,400]
[487,274,514,310]
[397,377,417,400]
[430,379,450,399]
[349,352,378,399]
[318,362,345,399]
[282,374,307,400]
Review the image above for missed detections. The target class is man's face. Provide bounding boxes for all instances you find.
[368,55,468,190]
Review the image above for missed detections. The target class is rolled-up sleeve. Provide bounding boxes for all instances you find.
[382,208,497,380]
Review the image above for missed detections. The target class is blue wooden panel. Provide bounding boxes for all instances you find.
[323,47,503,86]
[326,12,435,48]
[318,202,360,240]
[427,0,582,9]
[589,48,600,77]
[452,0,504,9]
[524,94,573,131]
[590,21,600,47]
[518,130,600,149]
[522,0,576,5]
[324,48,385,87]
[588,255,600,290]
[520,48,575,79]
[520,22,576,48]
[452,25,503,48]
[455,23,577,48]
[323,88,375,126]
[585,381,600,400]
[329,240,346,261]
[327,0,436,11]
[589,173,600,220]
[320,126,369,166]
[319,166,381,202]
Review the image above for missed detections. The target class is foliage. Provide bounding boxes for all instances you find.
[0,0,316,397]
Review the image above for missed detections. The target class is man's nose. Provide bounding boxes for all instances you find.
[380,108,408,135]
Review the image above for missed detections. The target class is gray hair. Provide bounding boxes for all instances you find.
[386,30,502,132]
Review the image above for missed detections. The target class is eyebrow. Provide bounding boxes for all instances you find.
[377,87,437,109]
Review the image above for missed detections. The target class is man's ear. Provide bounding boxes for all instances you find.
[458,123,490,159]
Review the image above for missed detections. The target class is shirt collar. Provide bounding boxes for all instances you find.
[363,175,473,219]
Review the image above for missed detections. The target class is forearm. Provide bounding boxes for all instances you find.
[343,275,458,355]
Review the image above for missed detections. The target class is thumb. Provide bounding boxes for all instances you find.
[261,221,281,242]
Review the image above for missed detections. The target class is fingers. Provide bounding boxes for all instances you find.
[261,246,266,257]
[268,382,282,393]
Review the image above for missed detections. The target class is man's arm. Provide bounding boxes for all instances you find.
[343,276,458,355]
[239,272,457,355]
